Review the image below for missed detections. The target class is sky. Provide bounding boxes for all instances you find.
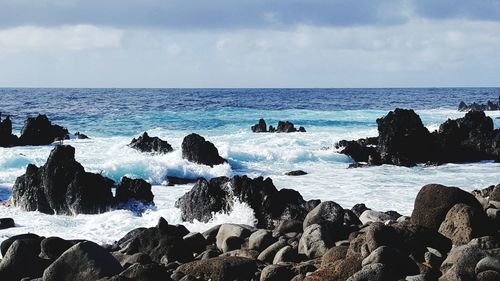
[0,0,500,88]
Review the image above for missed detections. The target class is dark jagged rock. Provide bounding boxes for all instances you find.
[459,96,500,111]
[43,241,123,281]
[129,132,173,154]
[175,175,308,229]
[74,132,89,139]
[411,184,485,231]
[10,145,115,215]
[251,119,306,133]
[0,114,18,147]
[336,108,500,167]
[376,108,435,166]
[165,176,199,186]
[18,114,69,146]
[117,218,193,263]
[251,118,267,132]
[181,133,227,167]
[0,218,15,229]
[285,170,308,176]
[115,177,154,205]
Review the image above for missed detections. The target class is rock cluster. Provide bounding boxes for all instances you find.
[2,182,499,281]
[251,119,306,133]
[129,132,173,154]
[9,145,154,215]
[459,96,500,111]
[336,109,500,167]
[0,113,89,147]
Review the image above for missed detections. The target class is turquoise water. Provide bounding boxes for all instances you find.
[0,88,499,244]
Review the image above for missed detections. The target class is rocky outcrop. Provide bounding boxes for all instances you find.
[175,176,310,229]
[18,114,69,146]
[0,114,18,147]
[251,119,306,133]
[285,170,308,176]
[10,145,115,215]
[129,132,173,154]
[181,133,227,166]
[337,109,500,167]
[459,96,500,111]
[1,113,89,147]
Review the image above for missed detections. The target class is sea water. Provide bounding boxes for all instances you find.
[0,88,499,244]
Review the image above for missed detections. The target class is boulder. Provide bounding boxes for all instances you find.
[18,114,69,146]
[303,201,344,230]
[222,236,243,253]
[365,222,403,252]
[118,218,193,263]
[42,241,123,281]
[361,246,419,277]
[74,132,89,139]
[119,263,169,281]
[258,239,288,263]
[358,210,394,225]
[248,229,276,252]
[0,239,49,280]
[40,237,78,260]
[411,184,483,231]
[490,185,500,201]
[0,218,15,229]
[351,203,370,218]
[346,263,396,281]
[183,232,207,254]
[440,245,488,281]
[215,224,253,251]
[0,233,42,257]
[10,145,115,215]
[273,246,297,263]
[181,133,227,166]
[438,203,489,245]
[273,220,303,237]
[476,256,500,274]
[260,264,295,281]
[115,177,154,205]
[298,224,334,258]
[176,256,258,281]
[129,132,173,154]
[251,119,267,133]
[113,252,152,269]
[321,246,348,266]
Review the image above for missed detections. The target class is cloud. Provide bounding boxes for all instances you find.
[0,25,123,53]
[1,18,499,87]
[0,0,411,29]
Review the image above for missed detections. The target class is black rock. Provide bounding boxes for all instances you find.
[18,114,69,146]
[251,118,267,133]
[166,176,199,186]
[115,177,154,205]
[43,241,123,281]
[10,145,115,215]
[337,108,500,167]
[0,218,15,229]
[117,218,193,263]
[0,233,42,257]
[276,121,303,133]
[181,133,227,167]
[458,96,500,111]
[285,170,308,176]
[74,132,89,139]
[0,114,18,147]
[176,176,308,229]
[40,237,78,260]
[129,132,173,154]
[0,239,50,280]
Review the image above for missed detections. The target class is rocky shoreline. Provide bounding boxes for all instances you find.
[1,109,500,280]
[0,180,499,280]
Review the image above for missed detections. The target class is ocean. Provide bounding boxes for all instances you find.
[1,88,500,244]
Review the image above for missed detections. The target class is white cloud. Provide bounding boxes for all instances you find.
[0,25,123,53]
